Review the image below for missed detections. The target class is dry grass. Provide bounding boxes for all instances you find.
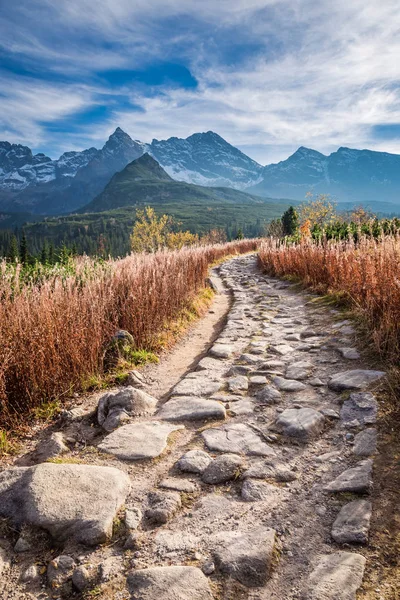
[0,239,258,429]
[259,236,400,365]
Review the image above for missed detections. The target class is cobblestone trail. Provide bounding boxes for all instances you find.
[0,255,385,600]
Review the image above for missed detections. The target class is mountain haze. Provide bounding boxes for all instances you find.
[250,146,400,205]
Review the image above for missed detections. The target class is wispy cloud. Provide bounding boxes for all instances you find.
[1,0,400,162]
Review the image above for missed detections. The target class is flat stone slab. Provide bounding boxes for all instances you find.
[202,423,276,456]
[307,551,366,600]
[127,566,214,600]
[228,375,249,392]
[353,428,377,456]
[196,357,227,372]
[328,370,385,391]
[98,421,184,460]
[158,397,226,422]
[273,376,307,392]
[286,360,314,380]
[172,377,221,397]
[340,393,378,428]
[271,344,294,356]
[159,478,196,493]
[210,344,234,359]
[276,408,325,440]
[241,479,282,504]
[338,348,360,360]
[331,500,372,544]
[211,527,276,587]
[324,460,373,493]
[0,464,130,545]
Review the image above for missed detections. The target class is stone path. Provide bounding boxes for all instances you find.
[0,254,386,600]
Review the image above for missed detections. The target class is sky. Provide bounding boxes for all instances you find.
[1,0,400,164]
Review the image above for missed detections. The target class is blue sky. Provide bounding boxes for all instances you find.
[1,0,400,164]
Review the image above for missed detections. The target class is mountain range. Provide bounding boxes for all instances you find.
[0,128,400,216]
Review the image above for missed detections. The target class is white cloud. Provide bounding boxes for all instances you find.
[1,0,400,162]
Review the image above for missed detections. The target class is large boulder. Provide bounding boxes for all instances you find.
[328,370,385,391]
[98,386,158,431]
[307,552,366,599]
[0,463,130,545]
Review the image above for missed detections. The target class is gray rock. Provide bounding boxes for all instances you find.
[263,360,285,369]
[33,432,69,462]
[229,398,255,416]
[202,560,215,575]
[177,450,212,474]
[145,491,181,525]
[271,344,294,356]
[14,537,31,552]
[98,421,184,460]
[285,333,302,341]
[210,344,234,359]
[340,393,378,428]
[212,528,276,587]
[324,459,373,493]
[242,461,297,482]
[328,370,385,391]
[160,478,196,493]
[126,369,145,387]
[158,397,226,422]
[338,348,361,360]
[276,408,325,440]
[99,556,122,582]
[197,357,228,372]
[0,464,130,545]
[172,377,221,397]
[202,454,244,484]
[228,376,249,393]
[72,565,92,592]
[227,365,252,377]
[97,386,157,431]
[286,360,314,380]
[331,500,372,544]
[307,551,366,599]
[124,532,142,550]
[239,353,262,365]
[256,385,282,404]
[273,376,307,392]
[125,506,142,530]
[309,377,325,387]
[47,555,76,592]
[320,408,340,419]
[202,423,276,456]
[249,375,268,385]
[241,479,280,502]
[20,564,40,584]
[353,429,377,456]
[127,566,214,600]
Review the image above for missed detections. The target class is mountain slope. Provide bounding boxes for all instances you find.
[0,128,147,214]
[82,153,273,213]
[250,146,400,205]
[149,131,262,189]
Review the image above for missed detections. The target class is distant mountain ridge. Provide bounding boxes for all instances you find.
[250,146,400,204]
[1,128,400,215]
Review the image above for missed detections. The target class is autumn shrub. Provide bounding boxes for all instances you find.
[0,238,258,428]
[259,236,400,364]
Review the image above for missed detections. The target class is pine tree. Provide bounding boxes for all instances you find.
[281,206,299,236]
[40,242,48,265]
[236,228,244,240]
[7,235,19,262]
[19,233,28,265]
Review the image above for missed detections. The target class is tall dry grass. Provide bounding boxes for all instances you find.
[0,239,258,428]
[259,236,400,364]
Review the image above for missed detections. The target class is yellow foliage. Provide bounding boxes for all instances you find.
[299,193,337,228]
[130,206,198,252]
